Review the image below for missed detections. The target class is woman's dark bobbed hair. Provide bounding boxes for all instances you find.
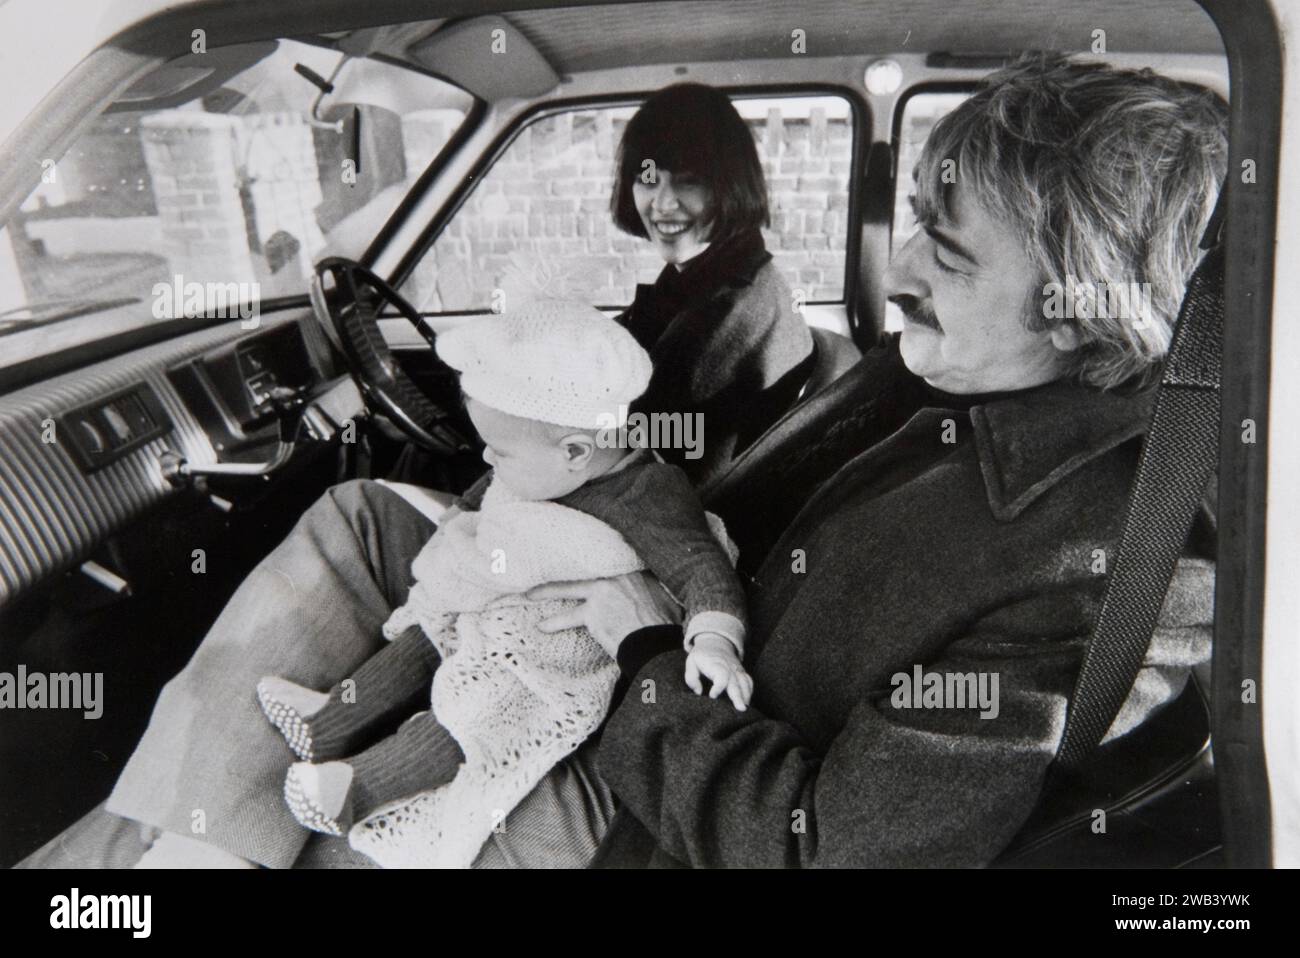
[611,83,770,243]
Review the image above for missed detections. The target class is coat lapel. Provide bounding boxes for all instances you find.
[970,382,1156,521]
[768,366,1157,550]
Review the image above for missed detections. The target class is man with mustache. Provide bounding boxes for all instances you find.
[547,52,1226,867]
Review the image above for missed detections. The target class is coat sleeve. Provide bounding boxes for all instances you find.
[567,463,749,634]
[596,574,1210,868]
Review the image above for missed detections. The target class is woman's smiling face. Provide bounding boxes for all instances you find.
[633,169,714,266]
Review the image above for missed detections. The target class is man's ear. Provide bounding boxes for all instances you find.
[1049,322,1082,353]
[560,433,597,470]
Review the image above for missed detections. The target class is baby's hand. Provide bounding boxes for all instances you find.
[684,633,753,711]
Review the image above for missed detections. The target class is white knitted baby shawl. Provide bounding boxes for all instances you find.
[350,478,644,868]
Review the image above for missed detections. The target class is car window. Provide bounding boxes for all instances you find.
[885,90,970,332]
[0,38,473,357]
[400,94,854,314]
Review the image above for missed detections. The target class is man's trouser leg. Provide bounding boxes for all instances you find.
[23,479,615,869]
[105,480,436,868]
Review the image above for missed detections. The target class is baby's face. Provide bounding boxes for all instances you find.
[466,399,592,502]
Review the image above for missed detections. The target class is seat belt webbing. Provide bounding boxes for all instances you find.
[1056,227,1226,770]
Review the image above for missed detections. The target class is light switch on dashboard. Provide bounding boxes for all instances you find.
[102,404,132,443]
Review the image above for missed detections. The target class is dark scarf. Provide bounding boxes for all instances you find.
[620,228,771,352]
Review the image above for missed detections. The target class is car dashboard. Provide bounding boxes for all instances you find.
[0,312,352,609]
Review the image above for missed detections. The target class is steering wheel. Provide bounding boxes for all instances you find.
[312,257,471,455]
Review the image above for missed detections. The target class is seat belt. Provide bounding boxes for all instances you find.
[1056,189,1227,770]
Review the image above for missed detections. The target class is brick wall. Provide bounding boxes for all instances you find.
[140,112,257,290]
[141,111,333,303]
[240,113,325,280]
[405,104,853,312]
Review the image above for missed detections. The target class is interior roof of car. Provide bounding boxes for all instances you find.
[497,0,1225,67]
[365,0,1226,78]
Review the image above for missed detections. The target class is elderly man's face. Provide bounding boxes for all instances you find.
[884,184,1077,393]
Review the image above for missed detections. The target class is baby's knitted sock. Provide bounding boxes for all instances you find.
[348,710,465,815]
[257,625,439,762]
[283,712,464,835]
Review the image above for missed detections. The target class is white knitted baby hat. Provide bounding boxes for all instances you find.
[435,301,654,429]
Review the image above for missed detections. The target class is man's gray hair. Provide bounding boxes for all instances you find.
[913,53,1229,390]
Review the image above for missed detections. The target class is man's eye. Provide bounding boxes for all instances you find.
[933,247,964,276]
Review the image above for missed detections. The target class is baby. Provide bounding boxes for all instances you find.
[255,301,752,867]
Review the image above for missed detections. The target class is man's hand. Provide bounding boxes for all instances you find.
[685,633,753,711]
[528,571,683,657]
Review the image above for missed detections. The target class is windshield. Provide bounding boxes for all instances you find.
[0,38,473,360]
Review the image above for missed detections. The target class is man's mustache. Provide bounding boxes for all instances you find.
[889,295,943,332]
